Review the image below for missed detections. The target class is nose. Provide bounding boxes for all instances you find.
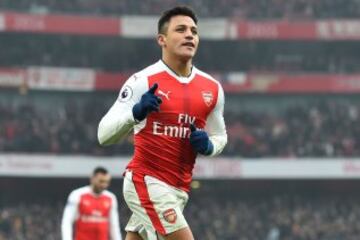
[185,28,194,39]
[185,32,194,40]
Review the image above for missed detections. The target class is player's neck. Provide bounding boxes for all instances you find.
[91,186,102,196]
[162,55,192,77]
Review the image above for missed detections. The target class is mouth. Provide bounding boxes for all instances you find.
[181,42,195,48]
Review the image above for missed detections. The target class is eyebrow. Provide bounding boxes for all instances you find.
[175,24,197,29]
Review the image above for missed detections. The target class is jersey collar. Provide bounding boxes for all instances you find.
[158,60,196,84]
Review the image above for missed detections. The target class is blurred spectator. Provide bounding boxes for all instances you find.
[0,203,62,240]
[224,101,360,158]
[2,194,360,239]
[1,33,360,73]
[0,98,133,156]
[1,98,360,158]
[186,194,360,240]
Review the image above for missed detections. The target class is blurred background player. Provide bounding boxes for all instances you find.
[98,6,227,240]
[61,167,122,240]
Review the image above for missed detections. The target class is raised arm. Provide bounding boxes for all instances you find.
[97,74,146,145]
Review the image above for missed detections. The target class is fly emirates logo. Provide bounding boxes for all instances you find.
[152,113,196,138]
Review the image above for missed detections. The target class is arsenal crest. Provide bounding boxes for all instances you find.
[163,209,177,224]
[202,91,213,107]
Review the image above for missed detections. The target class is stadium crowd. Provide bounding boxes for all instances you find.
[0,97,133,156]
[1,98,360,158]
[1,33,360,73]
[0,203,62,240]
[225,100,360,158]
[1,193,359,240]
[1,0,359,19]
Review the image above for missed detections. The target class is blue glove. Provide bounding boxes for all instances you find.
[132,83,162,122]
[189,124,213,155]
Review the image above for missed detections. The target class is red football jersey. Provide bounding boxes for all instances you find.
[98,60,227,192]
[61,186,121,240]
[75,192,111,240]
[125,61,220,192]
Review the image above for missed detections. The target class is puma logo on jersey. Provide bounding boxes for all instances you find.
[158,90,171,100]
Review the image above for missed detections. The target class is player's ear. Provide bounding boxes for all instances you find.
[90,175,95,185]
[157,34,166,47]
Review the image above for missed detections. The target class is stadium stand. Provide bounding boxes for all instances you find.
[1,179,360,240]
[1,33,360,73]
[1,0,360,19]
[1,95,360,157]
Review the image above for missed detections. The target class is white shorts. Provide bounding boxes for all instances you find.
[123,171,189,239]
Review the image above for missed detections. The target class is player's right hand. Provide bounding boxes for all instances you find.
[132,83,162,122]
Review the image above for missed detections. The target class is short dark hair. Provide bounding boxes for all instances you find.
[93,166,108,176]
[158,6,198,34]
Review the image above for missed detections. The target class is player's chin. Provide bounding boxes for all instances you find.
[178,50,196,59]
[95,187,105,193]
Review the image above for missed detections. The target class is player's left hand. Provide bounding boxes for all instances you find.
[189,124,214,155]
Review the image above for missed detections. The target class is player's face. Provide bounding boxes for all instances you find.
[159,15,199,60]
[91,173,111,194]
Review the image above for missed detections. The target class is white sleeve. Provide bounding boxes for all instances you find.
[109,195,122,240]
[97,74,148,145]
[61,192,79,240]
[205,83,227,156]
